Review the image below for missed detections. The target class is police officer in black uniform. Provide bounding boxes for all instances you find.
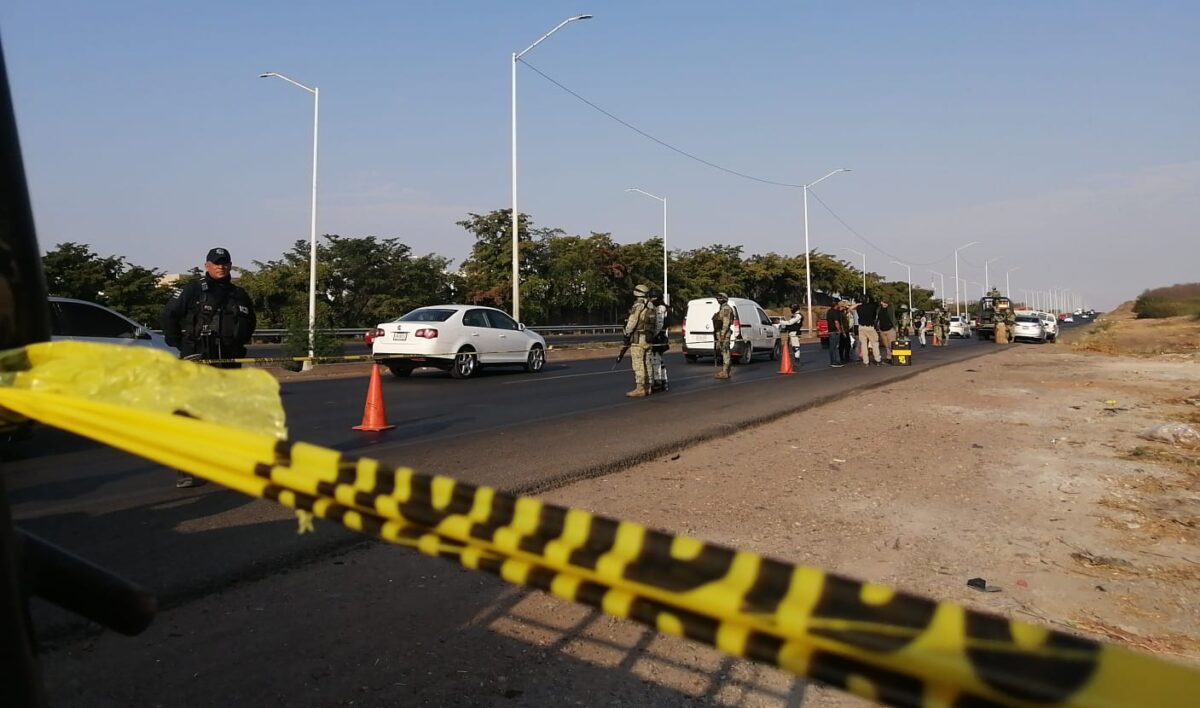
[162,247,256,366]
[162,247,257,488]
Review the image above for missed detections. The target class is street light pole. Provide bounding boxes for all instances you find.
[1005,266,1021,298]
[802,168,850,333]
[891,260,912,314]
[626,187,668,299]
[842,247,866,296]
[259,71,319,371]
[511,14,593,322]
[984,257,1002,293]
[953,241,979,319]
[929,271,946,307]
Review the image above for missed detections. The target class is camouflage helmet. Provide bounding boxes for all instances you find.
[715,292,729,303]
[633,284,651,298]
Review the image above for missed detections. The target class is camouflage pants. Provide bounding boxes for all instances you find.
[716,336,732,375]
[994,322,1007,344]
[630,342,651,388]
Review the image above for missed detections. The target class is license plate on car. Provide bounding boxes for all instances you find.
[393,331,407,341]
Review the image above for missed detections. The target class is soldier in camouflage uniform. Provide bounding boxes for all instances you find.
[933,310,949,346]
[898,306,913,337]
[713,292,735,380]
[622,284,656,397]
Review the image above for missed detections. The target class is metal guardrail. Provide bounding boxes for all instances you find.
[245,324,624,343]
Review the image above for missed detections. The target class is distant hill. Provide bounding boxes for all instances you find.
[1133,283,1200,319]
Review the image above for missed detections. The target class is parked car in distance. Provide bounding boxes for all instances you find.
[948,315,972,338]
[1011,315,1048,343]
[48,296,177,355]
[681,296,780,364]
[368,305,546,379]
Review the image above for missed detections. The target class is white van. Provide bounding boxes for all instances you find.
[681,297,780,364]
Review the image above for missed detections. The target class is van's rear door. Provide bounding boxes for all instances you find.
[685,300,718,351]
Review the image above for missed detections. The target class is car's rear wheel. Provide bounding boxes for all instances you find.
[684,354,698,363]
[524,345,545,373]
[450,348,477,379]
[770,339,781,361]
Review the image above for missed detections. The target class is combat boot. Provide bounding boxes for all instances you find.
[714,371,731,380]
[625,387,648,397]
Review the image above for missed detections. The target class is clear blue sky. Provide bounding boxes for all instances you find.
[3,1,1197,309]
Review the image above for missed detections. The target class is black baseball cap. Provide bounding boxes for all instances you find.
[206,247,232,264]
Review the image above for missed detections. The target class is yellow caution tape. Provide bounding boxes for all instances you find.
[1,342,1197,707]
[0,342,285,437]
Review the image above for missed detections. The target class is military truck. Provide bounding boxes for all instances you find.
[975,296,1013,340]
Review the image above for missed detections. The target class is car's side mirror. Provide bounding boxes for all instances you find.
[135,326,152,340]
[518,323,526,331]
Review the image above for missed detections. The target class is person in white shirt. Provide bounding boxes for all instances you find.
[779,303,804,361]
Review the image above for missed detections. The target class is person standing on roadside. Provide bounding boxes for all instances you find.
[779,303,804,362]
[916,310,928,348]
[844,300,860,362]
[648,287,670,391]
[877,299,897,364]
[163,247,257,366]
[712,292,735,380]
[938,310,951,346]
[826,302,845,368]
[162,247,257,488]
[622,284,656,397]
[852,296,881,365]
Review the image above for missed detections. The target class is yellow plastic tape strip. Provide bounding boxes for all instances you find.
[1,389,1196,706]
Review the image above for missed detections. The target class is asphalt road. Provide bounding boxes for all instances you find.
[246,331,621,360]
[3,331,1046,633]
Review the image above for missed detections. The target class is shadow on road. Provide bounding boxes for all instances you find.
[40,537,808,707]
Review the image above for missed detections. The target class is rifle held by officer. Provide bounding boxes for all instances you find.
[611,337,631,370]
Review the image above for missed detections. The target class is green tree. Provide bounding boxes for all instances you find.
[457,209,525,313]
[670,245,746,310]
[239,235,459,329]
[742,252,805,307]
[42,242,172,325]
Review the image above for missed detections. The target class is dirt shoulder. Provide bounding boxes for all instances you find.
[1064,301,1200,361]
[532,334,1200,704]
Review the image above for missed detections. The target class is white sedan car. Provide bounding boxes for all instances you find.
[368,305,547,379]
[948,316,972,338]
[1011,315,1048,343]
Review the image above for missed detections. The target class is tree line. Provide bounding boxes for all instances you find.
[40,208,940,330]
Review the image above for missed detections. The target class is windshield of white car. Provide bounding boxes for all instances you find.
[398,309,456,322]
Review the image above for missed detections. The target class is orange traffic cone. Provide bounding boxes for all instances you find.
[778,340,795,375]
[353,363,395,431]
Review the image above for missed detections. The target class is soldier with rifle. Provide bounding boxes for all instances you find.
[620,284,656,397]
